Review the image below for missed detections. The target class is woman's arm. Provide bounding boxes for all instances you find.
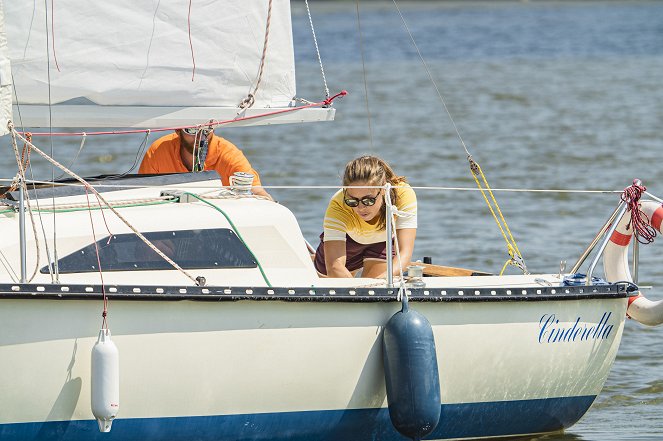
[393,228,417,275]
[324,240,354,278]
[366,228,416,278]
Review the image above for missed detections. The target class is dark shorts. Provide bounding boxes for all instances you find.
[313,233,392,275]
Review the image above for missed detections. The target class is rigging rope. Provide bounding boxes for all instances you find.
[187,0,196,81]
[10,127,203,286]
[54,133,86,180]
[239,0,273,109]
[84,187,110,330]
[468,156,528,275]
[305,0,330,99]
[391,0,526,273]
[184,192,272,287]
[622,179,657,244]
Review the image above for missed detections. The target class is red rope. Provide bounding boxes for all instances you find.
[85,187,109,330]
[621,179,656,244]
[20,91,347,137]
[188,0,196,81]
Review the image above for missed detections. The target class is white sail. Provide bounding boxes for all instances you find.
[3,0,334,128]
[0,2,11,136]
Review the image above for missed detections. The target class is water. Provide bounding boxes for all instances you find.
[3,1,663,439]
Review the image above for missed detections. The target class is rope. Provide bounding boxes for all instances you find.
[54,132,86,180]
[50,0,61,72]
[622,179,657,244]
[468,156,528,275]
[184,192,272,287]
[84,187,109,330]
[187,0,196,81]
[10,128,203,286]
[0,178,631,194]
[384,183,409,300]
[239,0,273,109]
[305,0,330,99]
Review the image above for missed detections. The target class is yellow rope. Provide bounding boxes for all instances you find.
[468,155,528,275]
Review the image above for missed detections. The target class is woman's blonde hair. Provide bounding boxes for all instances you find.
[343,155,406,230]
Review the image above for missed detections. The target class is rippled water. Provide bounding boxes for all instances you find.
[3,1,663,439]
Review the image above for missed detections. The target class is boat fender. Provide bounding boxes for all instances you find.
[603,200,663,326]
[382,295,441,440]
[91,329,120,432]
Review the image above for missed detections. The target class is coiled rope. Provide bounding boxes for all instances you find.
[622,179,657,244]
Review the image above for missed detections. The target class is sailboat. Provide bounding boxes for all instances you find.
[1,1,662,440]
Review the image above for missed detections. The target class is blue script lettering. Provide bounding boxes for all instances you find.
[538,312,613,343]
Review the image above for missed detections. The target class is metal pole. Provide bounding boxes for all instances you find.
[385,185,393,288]
[632,236,639,284]
[570,201,625,274]
[18,178,27,283]
[586,203,628,284]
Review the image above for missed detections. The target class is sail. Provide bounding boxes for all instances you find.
[0,2,11,136]
[3,0,334,128]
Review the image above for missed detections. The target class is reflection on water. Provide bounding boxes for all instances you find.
[2,1,663,439]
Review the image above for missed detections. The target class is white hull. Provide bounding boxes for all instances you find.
[0,284,627,440]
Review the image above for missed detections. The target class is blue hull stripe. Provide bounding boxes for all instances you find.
[0,395,596,441]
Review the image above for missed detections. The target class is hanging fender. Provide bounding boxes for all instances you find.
[603,200,663,326]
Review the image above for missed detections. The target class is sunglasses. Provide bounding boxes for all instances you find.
[343,194,379,208]
[182,127,211,136]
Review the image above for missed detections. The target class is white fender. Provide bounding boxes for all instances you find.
[603,200,663,326]
[91,329,120,432]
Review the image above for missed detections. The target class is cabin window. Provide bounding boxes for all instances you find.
[40,229,257,273]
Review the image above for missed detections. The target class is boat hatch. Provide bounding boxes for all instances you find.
[40,228,257,274]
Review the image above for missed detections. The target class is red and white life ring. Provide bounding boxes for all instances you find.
[603,200,663,326]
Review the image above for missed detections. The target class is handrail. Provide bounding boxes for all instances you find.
[19,177,27,283]
[385,184,394,288]
[586,202,628,285]
[570,200,625,275]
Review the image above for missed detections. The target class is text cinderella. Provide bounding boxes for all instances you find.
[538,312,613,343]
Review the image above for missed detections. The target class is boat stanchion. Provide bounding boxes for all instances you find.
[382,293,441,440]
[91,329,120,432]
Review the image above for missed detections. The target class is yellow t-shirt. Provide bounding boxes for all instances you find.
[323,183,417,244]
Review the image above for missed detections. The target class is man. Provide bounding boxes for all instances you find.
[139,127,271,198]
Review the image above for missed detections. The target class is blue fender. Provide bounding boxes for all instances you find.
[382,297,441,440]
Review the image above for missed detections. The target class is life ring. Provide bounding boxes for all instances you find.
[603,200,663,326]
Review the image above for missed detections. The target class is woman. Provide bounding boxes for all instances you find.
[314,155,417,278]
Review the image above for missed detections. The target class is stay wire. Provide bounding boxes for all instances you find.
[392,0,526,273]
[391,0,470,157]
[355,0,375,152]
[44,0,59,282]
[305,0,330,99]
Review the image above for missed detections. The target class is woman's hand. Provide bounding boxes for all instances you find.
[324,240,354,278]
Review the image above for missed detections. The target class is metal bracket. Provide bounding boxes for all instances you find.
[159,190,196,203]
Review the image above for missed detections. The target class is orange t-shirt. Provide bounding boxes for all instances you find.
[138,133,262,187]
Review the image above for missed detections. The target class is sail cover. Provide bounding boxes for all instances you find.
[3,0,333,128]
